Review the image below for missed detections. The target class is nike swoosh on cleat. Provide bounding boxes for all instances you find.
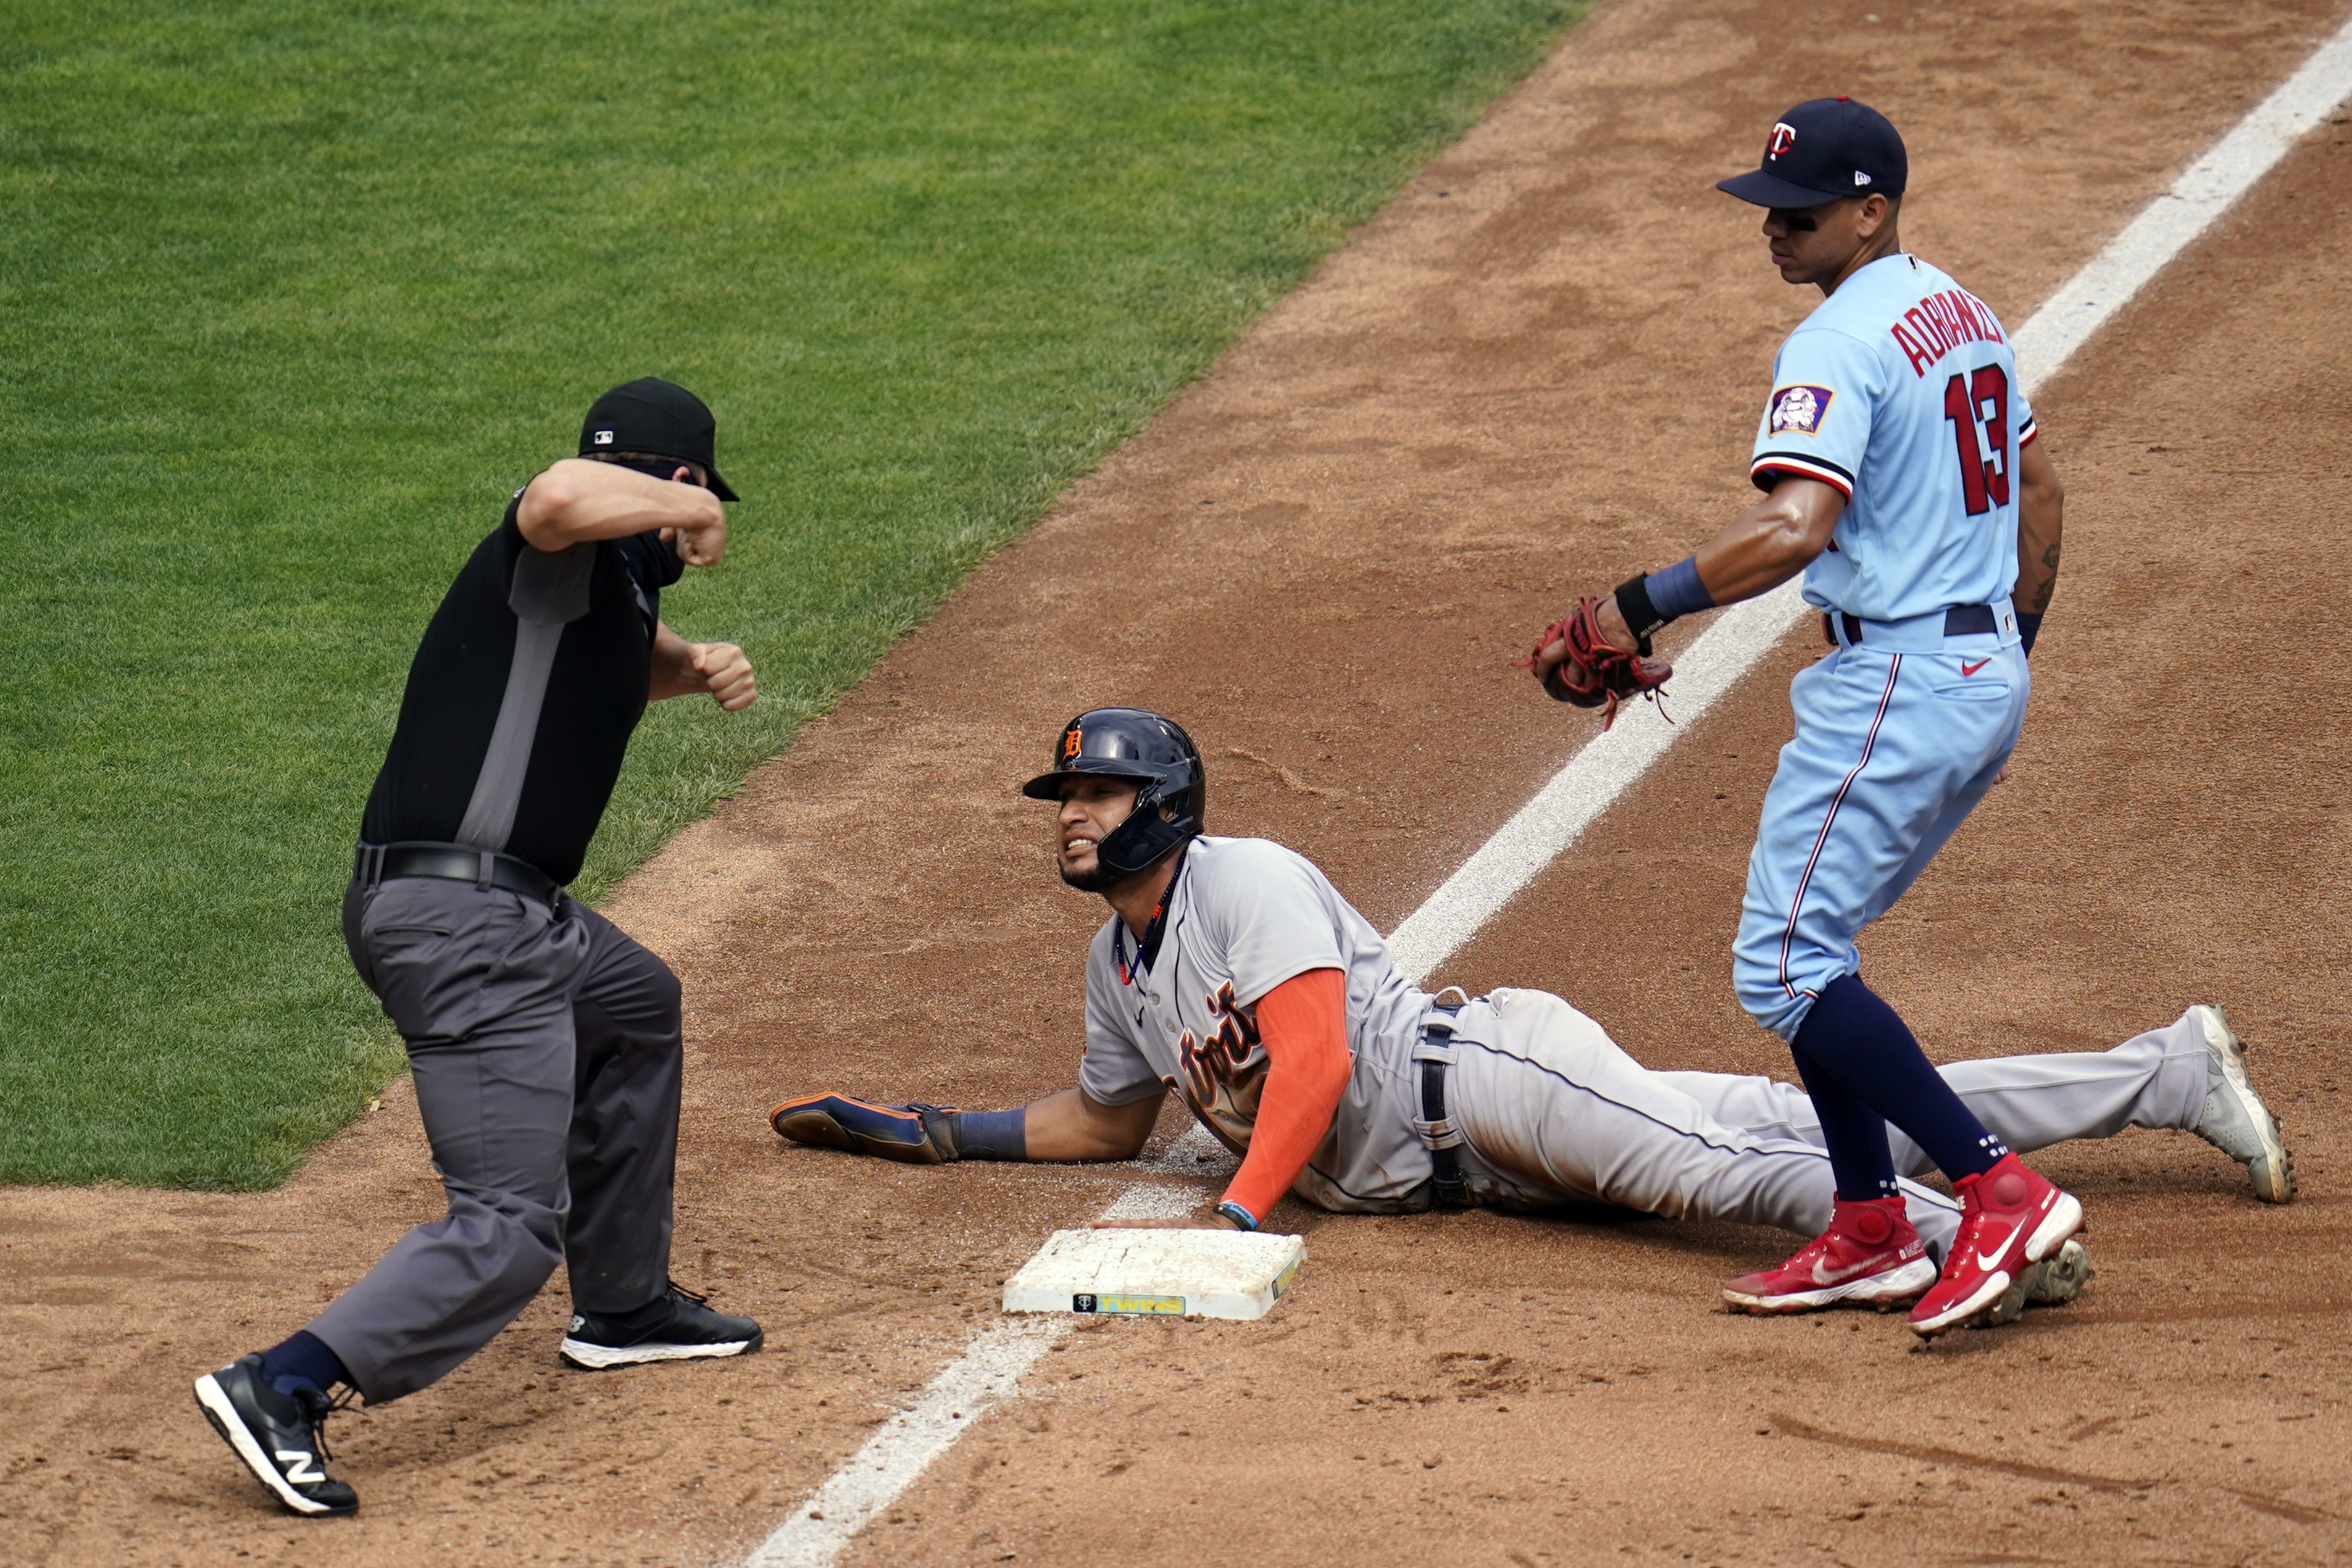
[1960,657,1991,676]
[1811,1258,1881,1285]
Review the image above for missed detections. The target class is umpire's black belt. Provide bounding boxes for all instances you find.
[1827,603,1997,646]
[1417,1000,1472,1209]
[354,841,562,907]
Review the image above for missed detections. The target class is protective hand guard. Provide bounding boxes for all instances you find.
[1520,594,1673,728]
[769,1093,963,1163]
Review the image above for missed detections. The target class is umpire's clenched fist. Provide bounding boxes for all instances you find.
[688,641,756,711]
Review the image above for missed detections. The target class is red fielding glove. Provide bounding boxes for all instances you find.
[1519,594,1673,729]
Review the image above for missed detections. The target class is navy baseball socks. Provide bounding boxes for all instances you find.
[560,1280,764,1370]
[1736,975,2091,1332]
[1792,974,2010,1188]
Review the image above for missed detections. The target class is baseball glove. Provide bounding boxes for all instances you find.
[1520,595,1673,728]
[769,1093,964,1162]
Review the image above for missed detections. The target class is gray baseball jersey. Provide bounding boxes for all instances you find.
[1077,836,2224,1241]
[1078,836,1435,1212]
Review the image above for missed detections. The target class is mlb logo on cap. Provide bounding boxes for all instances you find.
[593,429,614,446]
[1719,97,1908,209]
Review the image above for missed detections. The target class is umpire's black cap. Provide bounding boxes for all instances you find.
[578,377,740,501]
[1717,97,1907,209]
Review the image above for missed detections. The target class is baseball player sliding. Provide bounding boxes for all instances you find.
[770,709,2290,1325]
[1525,99,2292,1335]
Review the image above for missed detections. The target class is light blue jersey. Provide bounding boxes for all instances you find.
[1748,253,2038,624]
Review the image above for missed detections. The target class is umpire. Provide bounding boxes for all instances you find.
[194,378,765,1517]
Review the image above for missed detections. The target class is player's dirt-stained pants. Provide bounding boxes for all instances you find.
[1733,617,2027,1040]
[309,874,682,1403]
[1435,988,2209,1259]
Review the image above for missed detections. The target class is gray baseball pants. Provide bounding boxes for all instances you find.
[308,874,682,1403]
[1436,988,2209,1259]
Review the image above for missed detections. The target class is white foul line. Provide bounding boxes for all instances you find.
[741,1318,1064,1568]
[740,25,2352,1564]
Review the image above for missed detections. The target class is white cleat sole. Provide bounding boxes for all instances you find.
[1722,1256,1938,1314]
[2192,1004,2295,1203]
[559,1337,759,1370]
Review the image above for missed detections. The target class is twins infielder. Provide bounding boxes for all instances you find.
[769,709,2289,1320]
[1532,99,2290,1335]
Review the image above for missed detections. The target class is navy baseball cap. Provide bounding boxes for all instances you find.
[1717,97,1907,209]
[578,377,740,501]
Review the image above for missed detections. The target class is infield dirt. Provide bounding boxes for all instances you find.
[6,0,2351,1562]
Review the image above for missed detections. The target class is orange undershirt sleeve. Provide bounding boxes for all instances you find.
[1220,967,1351,1225]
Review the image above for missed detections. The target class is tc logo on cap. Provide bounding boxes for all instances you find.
[593,429,614,446]
[1766,122,1797,159]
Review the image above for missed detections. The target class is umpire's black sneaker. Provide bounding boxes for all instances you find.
[559,1282,763,1370]
[192,1355,358,1517]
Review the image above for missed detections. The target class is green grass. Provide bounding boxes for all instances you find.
[0,0,1583,1188]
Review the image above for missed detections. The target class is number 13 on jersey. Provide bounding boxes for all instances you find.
[1943,364,2010,516]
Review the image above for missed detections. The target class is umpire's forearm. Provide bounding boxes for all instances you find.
[517,458,724,551]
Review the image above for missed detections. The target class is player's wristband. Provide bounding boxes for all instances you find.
[1616,557,1714,651]
[2017,612,2043,658]
[946,1108,1027,1161]
[1213,1200,1259,1232]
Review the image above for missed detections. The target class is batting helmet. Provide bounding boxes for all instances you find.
[1020,707,1205,877]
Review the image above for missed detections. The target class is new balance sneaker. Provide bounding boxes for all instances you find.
[1976,1237,2093,1328]
[1910,1154,2084,1337]
[559,1282,763,1370]
[192,1354,358,1517]
[1722,1196,1939,1314]
[2187,1004,2295,1203]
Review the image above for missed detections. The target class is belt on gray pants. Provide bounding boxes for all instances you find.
[1417,1001,1470,1209]
[1824,603,1997,646]
[355,841,562,907]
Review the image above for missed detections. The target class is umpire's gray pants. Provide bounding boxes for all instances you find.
[307,875,682,1403]
[1441,988,2209,1261]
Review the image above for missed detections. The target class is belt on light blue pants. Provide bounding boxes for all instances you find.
[1823,597,2018,654]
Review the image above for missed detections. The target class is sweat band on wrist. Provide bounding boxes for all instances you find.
[1214,1199,1259,1232]
[948,1108,1027,1162]
[2017,612,2043,658]
[1612,573,1662,653]
[1645,555,1715,622]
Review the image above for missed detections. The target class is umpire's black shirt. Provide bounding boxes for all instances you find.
[361,491,684,885]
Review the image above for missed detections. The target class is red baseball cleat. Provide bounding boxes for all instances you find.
[1909,1154,2084,1337]
[1722,1196,1938,1314]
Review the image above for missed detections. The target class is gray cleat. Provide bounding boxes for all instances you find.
[1975,1238,2093,1328]
[2188,1004,2294,1203]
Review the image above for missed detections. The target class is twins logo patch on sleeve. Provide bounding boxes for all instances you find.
[1767,383,1834,435]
